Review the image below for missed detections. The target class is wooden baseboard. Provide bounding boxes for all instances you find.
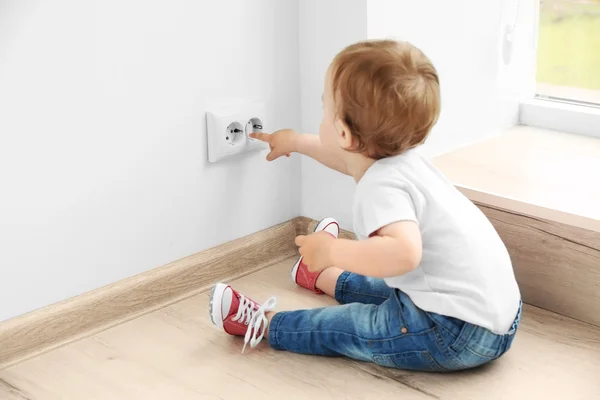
[292,216,312,236]
[475,203,600,328]
[0,219,300,369]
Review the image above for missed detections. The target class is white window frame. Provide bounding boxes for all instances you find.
[518,0,600,139]
[520,98,600,138]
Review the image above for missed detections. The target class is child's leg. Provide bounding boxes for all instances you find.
[268,289,449,371]
[313,267,344,297]
[316,268,393,306]
[211,282,517,371]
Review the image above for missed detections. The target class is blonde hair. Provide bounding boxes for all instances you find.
[331,40,441,159]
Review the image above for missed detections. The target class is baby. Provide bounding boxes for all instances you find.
[209,40,522,371]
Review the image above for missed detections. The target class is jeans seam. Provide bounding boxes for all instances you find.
[394,290,409,329]
[433,326,463,369]
[437,323,458,340]
[272,327,438,342]
[373,350,446,372]
[424,312,459,340]
[464,345,497,360]
[341,290,389,301]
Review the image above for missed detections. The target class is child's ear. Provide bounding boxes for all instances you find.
[335,118,355,151]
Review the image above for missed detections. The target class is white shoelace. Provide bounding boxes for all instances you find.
[232,295,277,353]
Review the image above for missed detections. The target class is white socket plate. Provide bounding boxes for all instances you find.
[206,101,268,163]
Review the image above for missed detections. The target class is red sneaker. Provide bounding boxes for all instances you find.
[209,283,276,353]
[291,217,340,294]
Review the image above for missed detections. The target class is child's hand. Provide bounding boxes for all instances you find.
[295,232,335,273]
[250,129,297,161]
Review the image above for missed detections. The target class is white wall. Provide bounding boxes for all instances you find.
[367,0,535,157]
[0,0,535,321]
[0,0,301,321]
[298,0,368,231]
[298,0,532,229]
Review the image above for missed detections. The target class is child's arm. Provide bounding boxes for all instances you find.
[295,221,422,278]
[251,130,349,175]
[295,133,349,175]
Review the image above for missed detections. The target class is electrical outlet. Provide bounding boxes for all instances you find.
[246,117,263,144]
[226,122,245,146]
[206,101,268,163]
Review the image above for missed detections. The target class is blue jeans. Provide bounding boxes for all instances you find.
[269,271,521,371]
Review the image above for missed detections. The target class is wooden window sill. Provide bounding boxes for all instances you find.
[433,125,600,233]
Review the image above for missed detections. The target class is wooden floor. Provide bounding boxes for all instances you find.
[2,258,600,400]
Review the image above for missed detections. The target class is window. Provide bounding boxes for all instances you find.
[520,0,600,138]
[536,0,600,106]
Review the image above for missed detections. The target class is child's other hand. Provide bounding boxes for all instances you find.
[250,129,297,161]
[295,231,335,273]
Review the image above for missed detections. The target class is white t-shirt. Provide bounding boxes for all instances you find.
[353,149,521,334]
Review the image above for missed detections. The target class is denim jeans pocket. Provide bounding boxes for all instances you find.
[373,351,445,372]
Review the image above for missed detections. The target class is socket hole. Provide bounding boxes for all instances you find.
[225,122,244,146]
[246,117,263,139]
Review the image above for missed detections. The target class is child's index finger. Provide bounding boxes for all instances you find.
[250,132,270,142]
